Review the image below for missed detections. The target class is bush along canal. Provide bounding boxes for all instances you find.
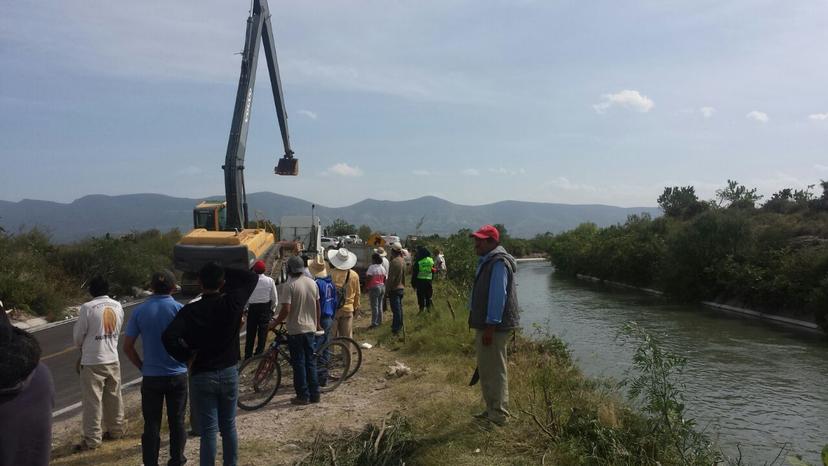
[517,261,828,464]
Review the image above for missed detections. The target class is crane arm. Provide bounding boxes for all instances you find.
[223,0,295,231]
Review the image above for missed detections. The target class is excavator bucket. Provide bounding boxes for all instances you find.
[275,156,299,176]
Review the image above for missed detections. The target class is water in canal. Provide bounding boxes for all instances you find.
[516,261,828,464]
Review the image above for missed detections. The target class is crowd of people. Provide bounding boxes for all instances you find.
[0,225,519,466]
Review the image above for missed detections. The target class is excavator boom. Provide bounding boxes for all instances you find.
[224,0,296,231]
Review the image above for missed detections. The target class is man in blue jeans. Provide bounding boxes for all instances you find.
[270,256,322,404]
[163,263,258,466]
[124,270,188,466]
[386,242,407,335]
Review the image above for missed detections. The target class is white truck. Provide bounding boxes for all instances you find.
[279,216,322,255]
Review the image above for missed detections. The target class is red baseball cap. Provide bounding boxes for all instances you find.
[252,260,266,274]
[470,224,500,242]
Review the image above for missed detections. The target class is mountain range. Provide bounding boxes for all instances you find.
[0,193,661,243]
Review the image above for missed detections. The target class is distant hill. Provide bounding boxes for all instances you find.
[0,193,661,243]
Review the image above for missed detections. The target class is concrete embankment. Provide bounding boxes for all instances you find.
[574,273,823,335]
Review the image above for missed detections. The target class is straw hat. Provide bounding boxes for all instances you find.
[308,256,328,278]
[327,248,357,270]
[373,247,387,257]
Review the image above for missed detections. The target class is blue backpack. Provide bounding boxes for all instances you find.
[316,276,337,318]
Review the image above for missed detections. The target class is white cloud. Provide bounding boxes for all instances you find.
[461,168,481,176]
[487,167,526,176]
[815,164,828,172]
[298,109,318,120]
[178,166,202,176]
[700,107,716,118]
[746,111,769,123]
[808,113,828,121]
[412,169,430,176]
[327,163,363,177]
[593,90,654,114]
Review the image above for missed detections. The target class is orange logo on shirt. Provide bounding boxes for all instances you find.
[102,307,117,334]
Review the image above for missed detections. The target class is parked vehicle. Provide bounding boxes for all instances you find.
[343,234,362,245]
[320,236,337,249]
[382,235,401,245]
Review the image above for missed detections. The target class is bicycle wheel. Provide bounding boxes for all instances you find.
[237,354,281,411]
[317,340,351,393]
[334,336,363,379]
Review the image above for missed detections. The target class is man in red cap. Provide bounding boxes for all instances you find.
[468,224,519,426]
[244,260,277,360]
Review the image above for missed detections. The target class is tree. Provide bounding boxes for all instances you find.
[357,224,372,242]
[492,223,509,241]
[326,218,356,237]
[657,186,708,219]
[817,180,828,211]
[715,179,762,209]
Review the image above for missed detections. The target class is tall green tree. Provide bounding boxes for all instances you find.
[357,224,372,242]
[715,179,762,209]
[326,218,356,237]
[657,186,708,219]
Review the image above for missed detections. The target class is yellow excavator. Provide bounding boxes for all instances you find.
[174,0,298,294]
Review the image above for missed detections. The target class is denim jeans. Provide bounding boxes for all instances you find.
[314,316,334,386]
[389,288,404,334]
[141,374,188,466]
[369,285,385,326]
[190,366,238,466]
[287,333,319,401]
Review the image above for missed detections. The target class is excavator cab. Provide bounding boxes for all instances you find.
[192,201,228,231]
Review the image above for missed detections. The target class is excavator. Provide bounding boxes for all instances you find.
[174,0,298,294]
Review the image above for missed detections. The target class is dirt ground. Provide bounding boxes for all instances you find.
[50,312,417,466]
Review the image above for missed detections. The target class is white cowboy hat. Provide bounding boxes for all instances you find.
[373,247,387,257]
[327,247,357,270]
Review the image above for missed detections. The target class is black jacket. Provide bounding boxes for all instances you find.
[163,267,258,374]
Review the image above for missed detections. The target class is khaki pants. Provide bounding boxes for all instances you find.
[80,361,126,447]
[332,312,353,339]
[474,330,510,424]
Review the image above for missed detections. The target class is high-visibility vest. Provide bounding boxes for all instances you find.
[417,257,434,280]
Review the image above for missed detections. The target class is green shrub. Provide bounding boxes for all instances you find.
[0,228,182,317]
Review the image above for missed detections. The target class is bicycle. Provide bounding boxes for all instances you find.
[237,325,351,411]
[332,336,363,380]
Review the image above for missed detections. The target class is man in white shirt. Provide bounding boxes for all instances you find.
[72,276,126,451]
[244,260,278,360]
[374,247,390,275]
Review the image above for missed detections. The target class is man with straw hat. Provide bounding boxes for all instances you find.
[326,248,361,339]
[386,242,407,336]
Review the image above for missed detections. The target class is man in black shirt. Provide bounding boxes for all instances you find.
[163,262,257,466]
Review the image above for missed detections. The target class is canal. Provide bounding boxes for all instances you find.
[516,261,827,464]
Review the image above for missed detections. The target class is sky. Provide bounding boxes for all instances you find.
[1,0,827,208]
